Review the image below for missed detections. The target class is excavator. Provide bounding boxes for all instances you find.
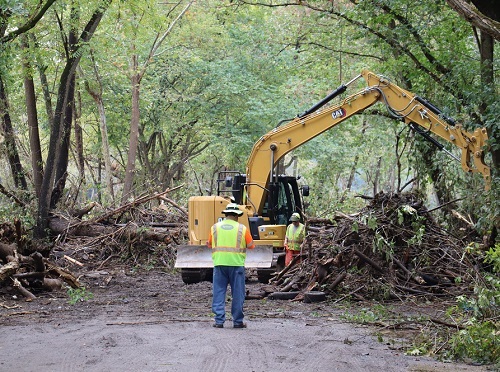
[175,69,491,284]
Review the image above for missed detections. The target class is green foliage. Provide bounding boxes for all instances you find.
[67,287,94,305]
[476,175,500,237]
[448,321,499,365]
[406,343,431,357]
[1,0,495,213]
[366,214,378,230]
[444,244,500,364]
[456,243,500,320]
[373,232,394,261]
[484,244,500,273]
[341,303,391,324]
[407,224,425,247]
[0,197,36,229]
[0,0,497,243]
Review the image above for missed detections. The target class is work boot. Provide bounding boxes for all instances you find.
[213,323,224,328]
[233,323,247,329]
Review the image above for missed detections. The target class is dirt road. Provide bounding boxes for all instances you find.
[0,268,486,372]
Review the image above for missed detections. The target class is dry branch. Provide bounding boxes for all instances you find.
[85,185,183,225]
[48,218,178,244]
[158,196,188,218]
[0,183,26,207]
[353,249,383,273]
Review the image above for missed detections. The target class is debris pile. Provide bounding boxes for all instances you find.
[271,192,479,301]
[0,189,186,300]
[0,220,80,300]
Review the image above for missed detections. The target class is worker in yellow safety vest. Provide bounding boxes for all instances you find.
[207,203,255,329]
[284,212,305,266]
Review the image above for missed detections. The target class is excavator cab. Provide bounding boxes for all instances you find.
[218,171,307,225]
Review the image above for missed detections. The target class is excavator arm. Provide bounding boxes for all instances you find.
[245,69,491,215]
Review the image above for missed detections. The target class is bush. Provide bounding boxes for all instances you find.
[447,244,499,365]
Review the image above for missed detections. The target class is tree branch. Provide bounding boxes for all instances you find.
[0,183,26,207]
[0,0,57,43]
[447,0,500,41]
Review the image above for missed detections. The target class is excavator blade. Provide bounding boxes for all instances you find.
[174,245,273,268]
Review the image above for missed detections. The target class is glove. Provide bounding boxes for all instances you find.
[284,243,289,250]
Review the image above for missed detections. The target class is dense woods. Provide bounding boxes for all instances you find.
[0,0,497,229]
[0,0,498,365]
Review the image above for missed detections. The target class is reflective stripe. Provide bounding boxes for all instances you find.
[213,247,247,253]
[236,224,244,248]
[212,225,218,245]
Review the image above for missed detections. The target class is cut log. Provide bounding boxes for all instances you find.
[45,260,81,288]
[31,252,45,272]
[70,202,96,218]
[327,271,347,292]
[0,259,19,282]
[12,278,36,300]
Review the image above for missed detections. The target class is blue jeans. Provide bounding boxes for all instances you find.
[212,266,245,325]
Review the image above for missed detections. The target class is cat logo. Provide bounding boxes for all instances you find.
[331,108,346,120]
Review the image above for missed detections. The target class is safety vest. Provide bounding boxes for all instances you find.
[286,223,305,251]
[211,219,248,266]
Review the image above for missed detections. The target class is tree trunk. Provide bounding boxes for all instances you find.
[0,74,28,190]
[31,34,54,124]
[479,32,498,172]
[37,58,74,236]
[22,37,44,197]
[85,52,115,201]
[373,157,382,196]
[446,0,500,41]
[51,7,79,209]
[51,76,75,209]
[478,30,498,244]
[97,96,115,201]
[120,2,193,204]
[121,52,141,204]
[74,90,85,182]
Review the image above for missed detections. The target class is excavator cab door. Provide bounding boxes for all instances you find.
[266,176,304,224]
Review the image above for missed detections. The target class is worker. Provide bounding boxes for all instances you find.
[207,203,255,329]
[284,212,305,266]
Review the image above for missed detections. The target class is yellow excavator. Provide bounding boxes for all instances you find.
[175,69,491,284]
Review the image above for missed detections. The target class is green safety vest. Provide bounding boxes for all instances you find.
[286,223,305,251]
[211,219,248,266]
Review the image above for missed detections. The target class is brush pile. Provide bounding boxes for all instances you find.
[271,191,481,301]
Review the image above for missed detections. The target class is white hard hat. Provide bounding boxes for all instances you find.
[289,212,300,222]
[222,203,243,216]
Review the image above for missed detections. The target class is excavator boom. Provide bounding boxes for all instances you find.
[245,69,491,215]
